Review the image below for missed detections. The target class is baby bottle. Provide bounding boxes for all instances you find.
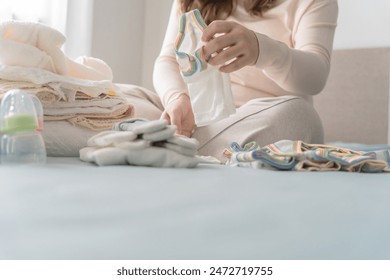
[31,95,44,132]
[0,89,47,164]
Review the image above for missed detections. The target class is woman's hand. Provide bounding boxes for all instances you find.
[202,20,259,73]
[160,94,195,137]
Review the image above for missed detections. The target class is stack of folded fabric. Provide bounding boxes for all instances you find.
[0,20,133,130]
[80,118,204,168]
[223,140,390,173]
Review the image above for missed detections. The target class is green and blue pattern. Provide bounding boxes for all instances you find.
[175,9,208,78]
[224,140,390,173]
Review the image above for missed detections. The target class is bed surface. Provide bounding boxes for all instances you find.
[1,157,389,260]
[1,48,390,260]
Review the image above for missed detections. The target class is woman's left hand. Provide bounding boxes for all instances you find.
[202,20,259,73]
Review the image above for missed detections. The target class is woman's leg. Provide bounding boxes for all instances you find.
[43,84,164,156]
[117,84,164,120]
[192,96,324,161]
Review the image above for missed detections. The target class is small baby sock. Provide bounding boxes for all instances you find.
[142,125,176,142]
[166,135,199,150]
[88,131,138,147]
[80,145,203,168]
[115,139,150,150]
[114,118,167,134]
[80,118,205,168]
[158,142,196,157]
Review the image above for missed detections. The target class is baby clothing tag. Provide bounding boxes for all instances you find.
[175,9,236,127]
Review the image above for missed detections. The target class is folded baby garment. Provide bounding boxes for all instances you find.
[0,21,134,130]
[114,118,199,157]
[175,9,235,126]
[224,140,390,173]
[80,119,204,168]
[0,69,133,130]
[0,20,112,80]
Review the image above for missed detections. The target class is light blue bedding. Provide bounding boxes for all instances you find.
[1,156,389,260]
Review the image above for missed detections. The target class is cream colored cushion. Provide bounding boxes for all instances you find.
[314,48,390,144]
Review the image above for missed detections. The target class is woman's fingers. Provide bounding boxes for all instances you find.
[160,110,171,124]
[201,21,259,72]
[203,35,235,62]
[202,20,234,42]
[219,56,248,73]
[161,95,195,137]
[202,21,236,61]
[207,45,240,66]
[169,109,184,135]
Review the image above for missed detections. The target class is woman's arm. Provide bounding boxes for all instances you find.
[153,0,188,107]
[153,1,195,136]
[203,0,339,96]
[257,0,338,95]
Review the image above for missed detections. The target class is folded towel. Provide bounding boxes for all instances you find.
[0,20,112,81]
[224,140,390,173]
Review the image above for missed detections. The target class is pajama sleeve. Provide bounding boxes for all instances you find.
[153,0,338,105]
[255,0,338,95]
[153,0,188,107]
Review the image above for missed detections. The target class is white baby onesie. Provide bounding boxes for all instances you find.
[175,9,236,126]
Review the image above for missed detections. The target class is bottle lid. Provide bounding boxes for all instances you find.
[0,89,38,133]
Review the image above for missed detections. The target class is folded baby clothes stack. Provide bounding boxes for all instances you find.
[80,119,204,168]
[0,68,133,130]
[223,140,390,173]
[0,20,111,80]
[0,20,133,130]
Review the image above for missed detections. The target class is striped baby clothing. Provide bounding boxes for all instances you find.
[224,140,390,173]
[175,9,235,126]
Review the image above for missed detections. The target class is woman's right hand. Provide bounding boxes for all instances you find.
[160,94,195,137]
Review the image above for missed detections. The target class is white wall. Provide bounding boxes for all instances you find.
[141,0,173,90]
[334,0,390,49]
[69,0,172,89]
[90,0,146,85]
[65,0,93,59]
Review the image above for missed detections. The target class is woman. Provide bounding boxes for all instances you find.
[153,0,338,160]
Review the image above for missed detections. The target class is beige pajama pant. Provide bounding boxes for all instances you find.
[43,84,324,160]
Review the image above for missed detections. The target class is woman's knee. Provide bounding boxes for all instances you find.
[253,97,324,144]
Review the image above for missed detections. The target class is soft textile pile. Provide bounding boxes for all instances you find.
[224,140,390,172]
[0,20,133,130]
[80,119,204,168]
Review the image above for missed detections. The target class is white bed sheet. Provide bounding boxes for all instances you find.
[1,157,389,260]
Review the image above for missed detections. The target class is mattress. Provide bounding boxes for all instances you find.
[1,156,389,260]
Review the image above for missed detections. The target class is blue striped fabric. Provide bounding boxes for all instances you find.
[223,140,390,173]
[175,9,208,77]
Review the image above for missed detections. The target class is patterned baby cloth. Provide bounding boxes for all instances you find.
[175,9,235,126]
[223,140,390,173]
[80,118,204,168]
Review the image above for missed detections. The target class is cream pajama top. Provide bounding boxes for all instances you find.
[153,0,338,107]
